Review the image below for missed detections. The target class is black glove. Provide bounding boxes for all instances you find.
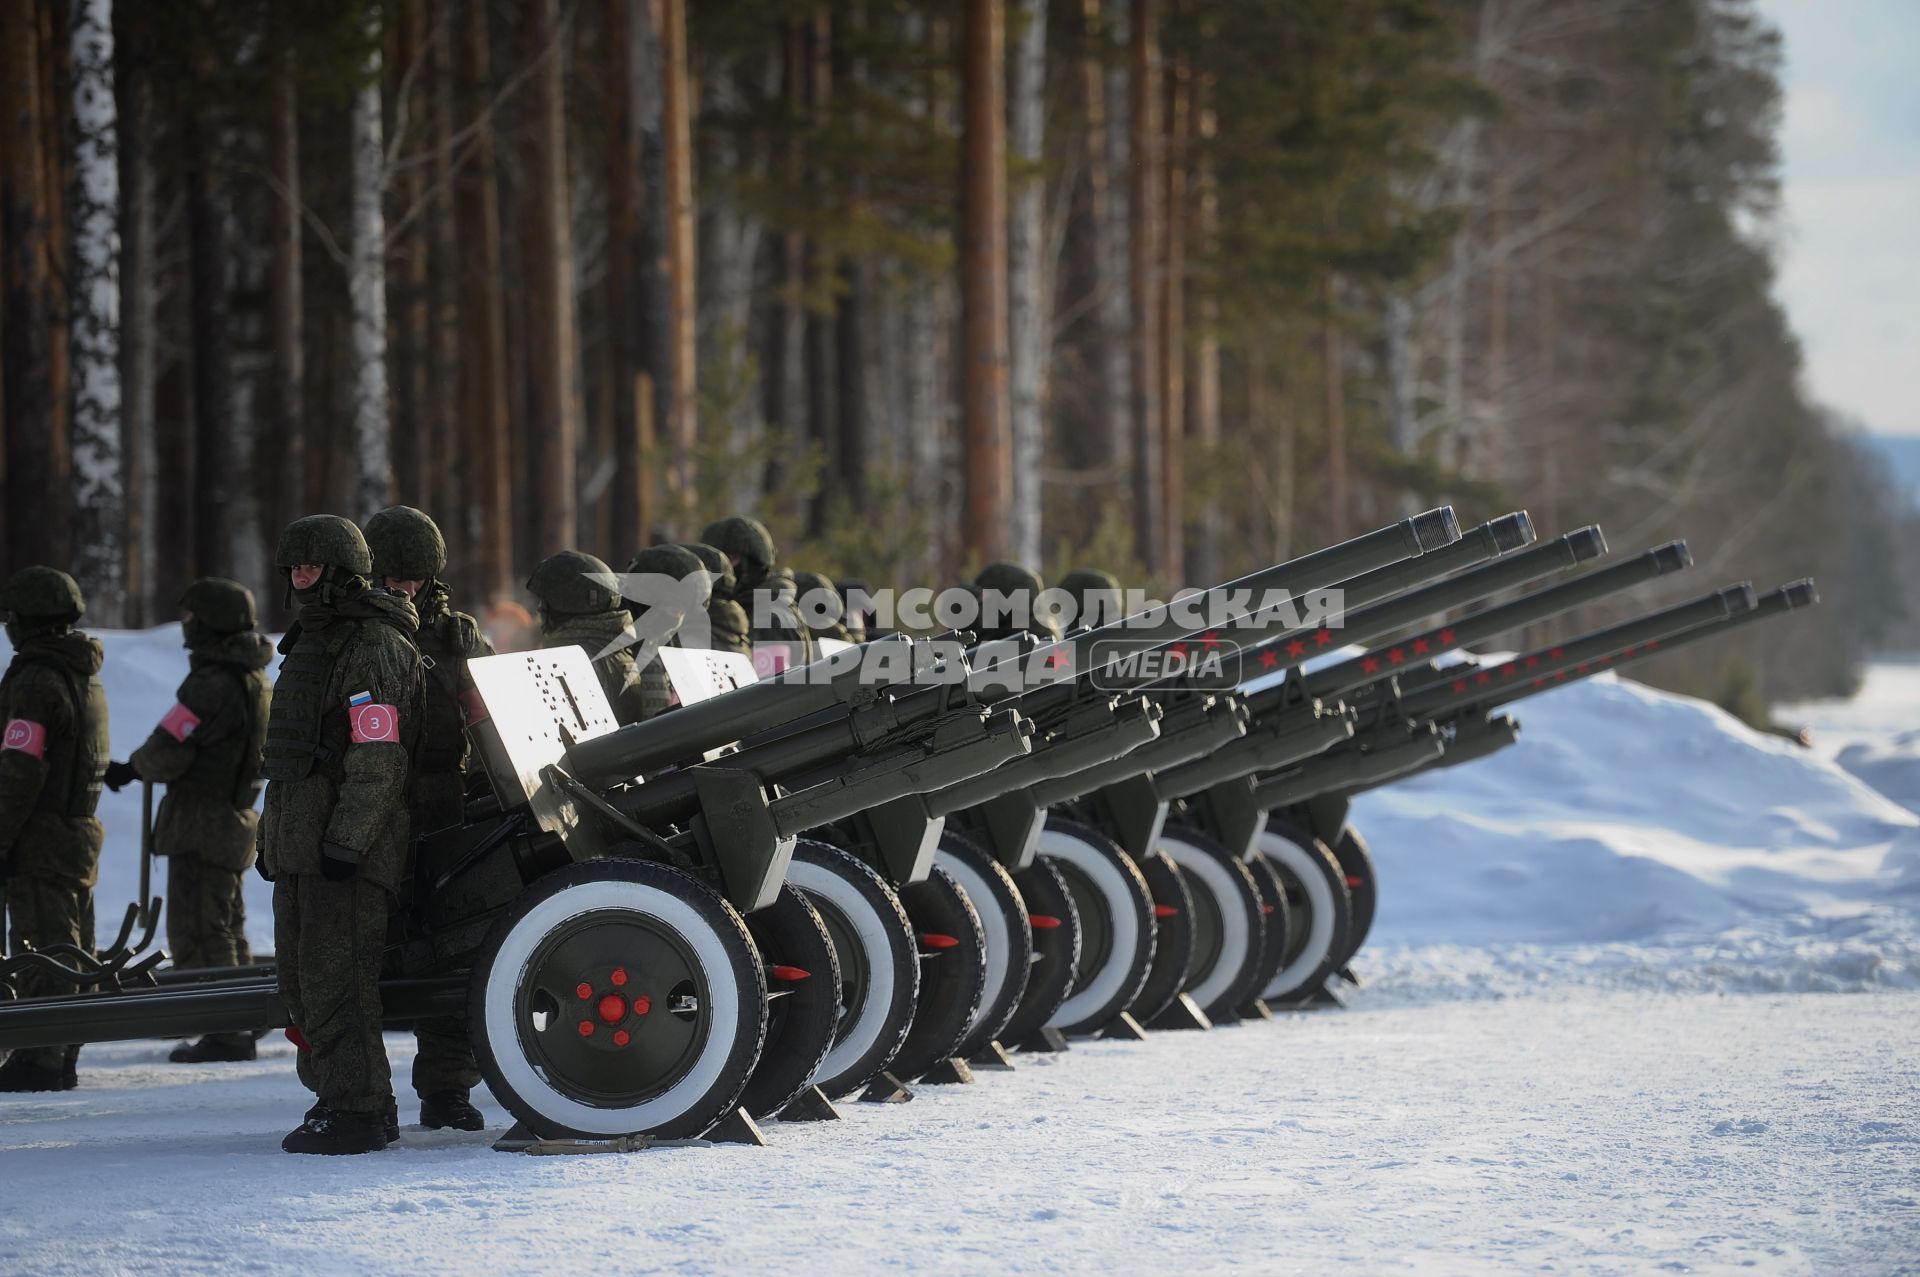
[103,760,140,792]
[254,856,275,883]
[319,842,360,882]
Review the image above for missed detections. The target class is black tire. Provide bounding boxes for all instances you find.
[1158,824,1267,1022]
[995,856,1082,1048]
[738,884,842,1119]
[1125,849,1196,1026]
[784,840,919,1100]
[1040,817,1155,1036]
[936,833,1034,1060]
[1330,824,1378,966]
[467,859,766,1140]
[1239,854,1292,1015]
[889,867,989,1080]
[1255,823,1353,1005]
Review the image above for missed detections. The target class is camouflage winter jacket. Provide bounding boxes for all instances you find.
[259,589,424,893]
[129,629,274,871]
[412,583,495,777]
[540,610,668,724]
[0,630,109,885]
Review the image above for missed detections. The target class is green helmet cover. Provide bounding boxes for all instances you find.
[526,549,621,616]
[1,565,86,623]
[365,505,448,581]
[179,577,257,635]
[275,514,374,576]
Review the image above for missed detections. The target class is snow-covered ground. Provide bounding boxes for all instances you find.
[2,630,1917,1274]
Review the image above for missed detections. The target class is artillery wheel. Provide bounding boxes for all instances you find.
[1041,818,1155,1036]
[1124,848,1197,1026]
[1329,824,1378,966]
[995,856,1082,1048]
[1254,824,1352,1005]
[888,867,989,1080]
[467,859,766,1140]
[937,833,1033,1060]
[1158,824,1266,1021]
[785,840,919,1100]
[738,884,842,1119]
[1239,854,1292,1015]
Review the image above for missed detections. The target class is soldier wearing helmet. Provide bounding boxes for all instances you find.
[621,543,714,717]
[968,561,1062,644]
[679,542,752,658]
[791,570,854,645]
[526,550,655,724]
[0,567,109,1092]
[101,578,273,1065]
[363,506,492,1133]
[1057,568,1127,632]
[699,515,815,668]
[258,515,425,1154]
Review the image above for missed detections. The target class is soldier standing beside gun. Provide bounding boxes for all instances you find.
[0,568,109,1093]
[102,578,272,1064]
[363,506,492,1132]
[259,516,424,1154]
[680,542,753,657]
[699,515,815,668]
[527,550,659,724]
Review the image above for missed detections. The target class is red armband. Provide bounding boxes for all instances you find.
[159,702,201,742]
[2,719,48,758]
[349,703,401,744]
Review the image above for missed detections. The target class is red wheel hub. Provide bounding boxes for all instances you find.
[597,993,628,1024]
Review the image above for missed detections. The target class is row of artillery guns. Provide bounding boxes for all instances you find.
[0,505,1815,1148]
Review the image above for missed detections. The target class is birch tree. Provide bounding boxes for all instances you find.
[349,8,392,518]
[1007,0,1049,567]
[70,0,124,621]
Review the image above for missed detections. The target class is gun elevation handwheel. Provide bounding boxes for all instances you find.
[467,859,767,1140]
[785,840,919,1100]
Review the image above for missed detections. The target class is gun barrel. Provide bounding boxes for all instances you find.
[1151,703,1357,800]
[926,695,1164,815]
[1026,693,1250,807]
[1251,726,1446,811]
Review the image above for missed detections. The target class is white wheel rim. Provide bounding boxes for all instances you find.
[480,876,743,1136]
[1157,831,1251,1010]
[933,849,1015,1038]
[787,856,902,1084]
[1042,828,1145,1028]
[1256,829,1337,1000]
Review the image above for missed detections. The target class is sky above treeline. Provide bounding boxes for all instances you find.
[1759,0,1920,439]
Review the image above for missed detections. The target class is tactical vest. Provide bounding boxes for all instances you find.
[414,612,472,774]
[260,621,362,782]
[171,661,271,810]
[1,651,108,819]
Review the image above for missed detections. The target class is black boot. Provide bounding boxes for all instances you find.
[419,1089,485,1131]
[385,1098,401,1143]
[169,1036,259,1064]
[0,1055,76,1093]
[282,1106,392,1155]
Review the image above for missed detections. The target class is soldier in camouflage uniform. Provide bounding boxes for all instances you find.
[102,577,272,1064]
[260,516,425,1154]
[364,506,491,1133]
[680,542,753,657]
[792,570,855,645]
[527,550,660,724]
[1057,568,1126,632]
[0,568,109,1092]
[969,562,1063,644]
[700,515,815,666]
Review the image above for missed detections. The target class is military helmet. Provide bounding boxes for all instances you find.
[0,565,86,623]
[178,577,256,634]
[681,542,736,596]
[792,570,845,622]
[973,561,1046,598]
[275,514,373,576]
[625,543,712,612]
[699,515,777,577]
[1058,568,1124,628]
[364,505,448,581]
[526,549,620,616]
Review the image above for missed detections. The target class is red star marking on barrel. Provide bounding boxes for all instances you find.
[1439,628,1456,645]
[1550,647,1565,660]
[1475,671,1492,685]
[1260,651,1279,669]
[1501,662,1517,676]
[1389,648,1405,665]
[1200,631,1220,650]
[1452,679,1468,694]
[1313,628,1334,648]
[1046,649,1069,669]
[1361,656,1380,674]
[1169,643,1188,660]
[1412,637,1430,655]
[1646,639,1660,650]
[1287,639,1308,659]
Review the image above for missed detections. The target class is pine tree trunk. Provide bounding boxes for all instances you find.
[658,0,697,525]
[115,12,155,620]
[1,0,72,569]
[521,0,581,551]
[394,3,433,511]
[349,11,392,518]
[699,54,771,512]
[1007,0,1048,568]
[1127,0,1161,570]
[1385,289,1417,514]
[1159,47,1186,580]
[186,91,233,577]
[1320,271,1348,540]
[605,0,646,544]
[960,0,1011,564]
[427,1,460,534]
[455,0,514,602]
[1188,69,1220,582]
[266,53,305,529]
[69,0,124,622]
[802,14,835,538]
[1093,0,1131,507]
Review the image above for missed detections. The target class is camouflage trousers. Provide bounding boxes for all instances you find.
[166,856,254,1048]
[4,873,94,1069]
[406,771,481,1098]
[273,873,393,1114]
